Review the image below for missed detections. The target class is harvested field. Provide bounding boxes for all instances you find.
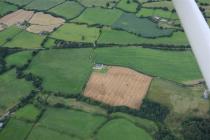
[0,9,34,27]
[84,66,152,109]
[29,12,65,25]
[27,12,65,33]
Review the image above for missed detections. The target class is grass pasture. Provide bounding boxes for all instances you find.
[14,104,41,122]
[96,119,153,140]
[42,38,56,48]
[73,7,123,26]
[147,78,208,116]
[48,1,84,20]
[5,0,33,6]
[112,13,174,37]
[27,126,80,140]
[38,107,107,139]
[47,95,107,115]
[4,31,45,48]
[77,0,119,8]
[0,26,21,45]
[116,0,139,13]
[5,50,32,67]
[137,8,176,19]
[0,2,17,17]
[25,49,93,94]
[98,28,188,46]
[142,1,174,11]
[110,112,158,135]
[0,69,33,115]
[136,8,154,17]
[0,118,33,140]
[25,0,65,11]
[51,23,100,43]
[95,47,202,83]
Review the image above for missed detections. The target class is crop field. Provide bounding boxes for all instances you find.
[0,26,21,45]
[0,9,34,27]
[4,30,45,48]
[38,107,107,139]
[96,119,153,140]
[0,2,17,17]
[112,13,174,37]
[50,23,100,43]
[0,118,33,140]
[77,0,119,8]
[5,0,33,6]
[84,66,152,109]
[5,50,32,67]
[95,47,202,83]
[116,0,139,13]
[0,0,210,140]
[25,49,93,94]
[73,7,123,26]
[98,28,188,46]
[48,1,84,20]
[27,12,65,33]
[25,0,65,11]
[0,69,33,115]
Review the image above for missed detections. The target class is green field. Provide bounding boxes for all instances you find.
[14,104,41,122]
[98,28,188,46]
[5,0,33,6]
[25,49,93,94]
[0,69,33,115]
[27,126,80,140]
[136,8,154,17]
[110,112,158,135]
[73,7,123,26]
[77,0,119,8]
[5,50,32,67]
[137,8,174,19]
[0,118,33,140]
[0,2,17,17]
[116,0,139,13]
[112,13,174,37]
[95,47,202,83]
[4,31,46,49]
[142,1,174,11]
[51,23,100,43]
[48,1,84,20]
[38,107,107,138]
[42,38,56,48]
[0,26,22,45]
[25,0,65,11]
[198,0,210,5]
[96,119,153,140]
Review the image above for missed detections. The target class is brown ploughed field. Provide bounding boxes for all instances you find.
[84,66,152,109]
[0,9,34,27]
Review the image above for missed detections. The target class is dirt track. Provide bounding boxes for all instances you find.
[84,66,152,109]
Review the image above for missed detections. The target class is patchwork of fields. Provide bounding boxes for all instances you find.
[0,0,210,140]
